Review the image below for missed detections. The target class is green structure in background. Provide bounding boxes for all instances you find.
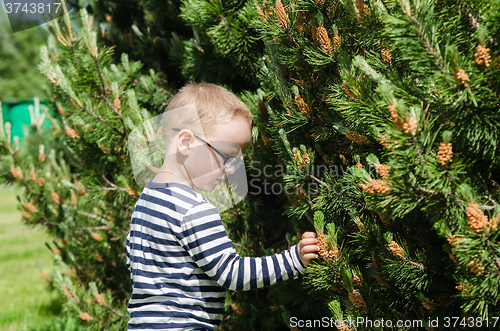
[0,97,57,144]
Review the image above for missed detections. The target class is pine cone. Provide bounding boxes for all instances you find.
[275,1,289,28]
[375,164,390,179]
[30,169,36,181]
[454,69,469,85]
[339,154,348,165]
[71,194,77,206]
[38,176,45,187]
[381,47,392,63]
[437,142,453,165]
[466,203,488,233]
[311,26,318,42]
[348,290,366,309]
[346,131,370,145]
[403,116,417,135]
[355,162,363,169]
[337,321,352,331]
[57,105,67,116]
[474,45,491,67]
[379,136,390,149]
[317,26,332,54]
[316,0,325,5]
[352,271,362,287]
[38,152,46,162]
[389,103,405,131]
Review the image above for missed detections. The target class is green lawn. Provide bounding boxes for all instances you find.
[0,183,67,330]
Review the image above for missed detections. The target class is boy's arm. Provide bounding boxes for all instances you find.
[176,202,307,291]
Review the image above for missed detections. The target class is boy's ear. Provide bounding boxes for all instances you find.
[177,130,195,156]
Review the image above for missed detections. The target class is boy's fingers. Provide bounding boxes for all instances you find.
[302,253,319,261]
[301,232,316,239]
[301,245,320,254]
[300,238,318,246]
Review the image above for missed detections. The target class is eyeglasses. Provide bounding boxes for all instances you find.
[172,128,243,170]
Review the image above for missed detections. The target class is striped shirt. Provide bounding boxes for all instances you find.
[125,179,306,331]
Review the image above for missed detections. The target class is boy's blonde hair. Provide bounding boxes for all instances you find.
[161,82,253,149]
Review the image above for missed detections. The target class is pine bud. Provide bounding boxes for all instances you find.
[51,192,61,205]
[437,142,453,165]
[71,194,77,206]
[332,35,341,52]
[62,286,73,300]
[381,47,392,63]
[317,233,338,262]
[317,26,332,54]
[26,202,38,213]
[114,98,121,111]
[322,154,333,165]
[295,19,305,33]
[421,297,435,311]
[474,44,491,67]
[359,179,391,195]
[337,321,353,331]
[91,232,103,241]
[348,290,366,309]
[403,116,417,135]
[489,217,498,231]
[466,203,488,233]
[352,271,362,287]
[126,186,138,198]
[346,131,370,145]
[294,95,309,113]
[256,5,266,19]
[355,0,370,21]
[339,154,348,165]
[466,258,484,275]
[355,162,363,169]
[38,152,46,162]
[275,1,289,28]
[94,293,106,306]
[231,302,244,315]
[51,248,61,255]
[388,240,405,258]
[295,186,308,202]
[65,126,79,139]
[316,0,325,5]
[342,81,356,99]
[375,164,390,180]
[376,275,391,288]
[57,104,67,116]
[94,253,103,262]
[10,166,22,179]
[379,136,390,149]
[41,271,52,282]
[30,169,36,181]
[38,176,45,187]
[311,26,318,42]
[453,69,469,85]
[22,210,32,221]
[79,312,93,321]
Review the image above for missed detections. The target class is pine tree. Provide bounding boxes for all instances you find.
[1,4,174,328]
[252,0,500,328]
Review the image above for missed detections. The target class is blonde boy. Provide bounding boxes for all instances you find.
[126,82,319,330]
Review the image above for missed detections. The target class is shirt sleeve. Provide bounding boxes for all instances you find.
[175,201,306,291]
[125,232,131,273]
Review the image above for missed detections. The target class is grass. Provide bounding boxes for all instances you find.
[0,183,69,330]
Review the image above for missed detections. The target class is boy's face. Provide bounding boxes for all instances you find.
[183,115,251,192]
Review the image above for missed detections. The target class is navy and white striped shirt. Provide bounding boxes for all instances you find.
[126,179,306,331]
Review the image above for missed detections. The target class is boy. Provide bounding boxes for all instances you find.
[126,82,319,330]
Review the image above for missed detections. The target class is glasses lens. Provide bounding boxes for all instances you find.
[224,157,236,168]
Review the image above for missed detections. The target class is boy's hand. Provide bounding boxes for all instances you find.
[298,232,320,267]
